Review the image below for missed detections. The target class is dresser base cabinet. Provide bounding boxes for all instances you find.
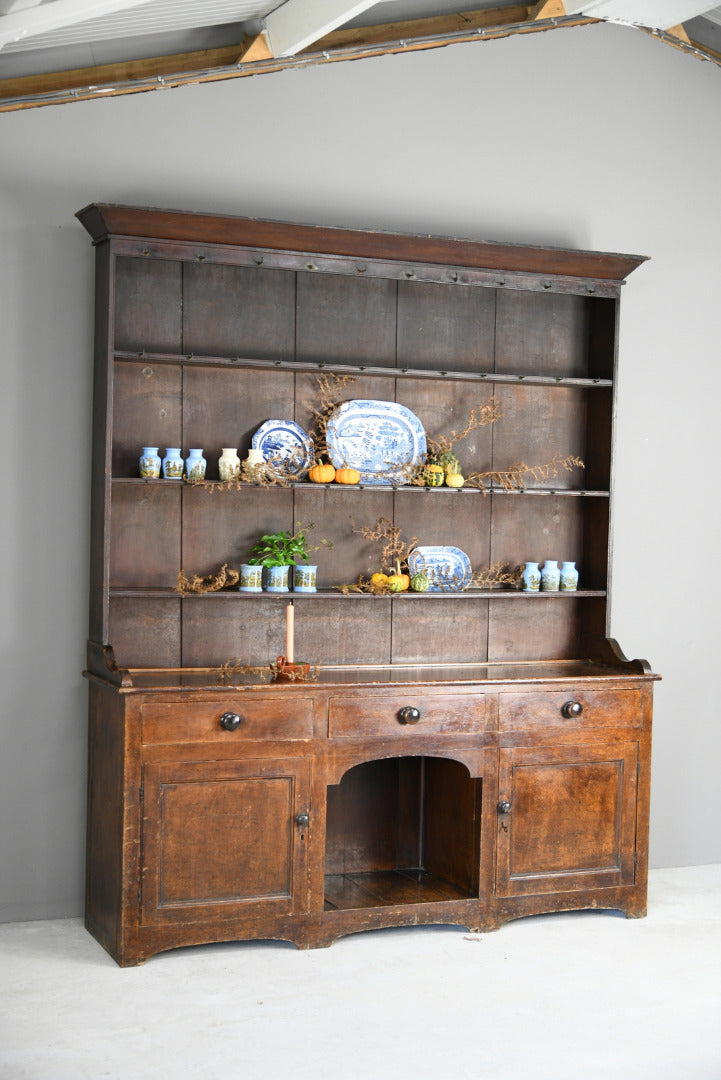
[85,673,654,966]
[77,205,657,965]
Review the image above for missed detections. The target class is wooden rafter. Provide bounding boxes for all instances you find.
[1,2,718,112]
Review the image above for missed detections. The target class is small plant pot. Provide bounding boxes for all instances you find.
[293,564,317,593]
[238,564,263,593]
[271,656,312,682]
[265,565,290,593]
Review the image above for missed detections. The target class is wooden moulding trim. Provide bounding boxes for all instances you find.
[85,640,133,687]
[76,204,648,283]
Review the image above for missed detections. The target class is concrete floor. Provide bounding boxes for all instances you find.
[1,865,719,1080]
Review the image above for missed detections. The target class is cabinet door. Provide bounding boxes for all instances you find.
[496,742,638,896]
[140,758,310,925]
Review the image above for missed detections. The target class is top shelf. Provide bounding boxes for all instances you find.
[114,351,613,390]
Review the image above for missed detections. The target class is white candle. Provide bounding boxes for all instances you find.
[286,601,294,664]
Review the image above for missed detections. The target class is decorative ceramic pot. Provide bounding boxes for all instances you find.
[139,447,161,479]
[293,564,317,593]
[522,562,541,592]
[244,448,265,482]
[186,448,206,481]
[560,561,579,592]
[541,560,560,592]
[265,565,290,593]
[238,563,263,593]
[218,447,240,481]
[162,448,184,479]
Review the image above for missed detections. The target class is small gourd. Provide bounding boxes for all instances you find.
[410,571,430,592]
[308,460,336,484]
[387,559,410,592]
[445,472,465,488]
[335,467,361,485]
[424,463,444,487]
[440,450,460,476]
[370,572,389,589]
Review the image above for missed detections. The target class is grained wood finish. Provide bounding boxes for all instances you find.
[79,205,657,965]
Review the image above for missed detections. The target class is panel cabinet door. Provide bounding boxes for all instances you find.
[140,758,311,925]
[496,742,638,896]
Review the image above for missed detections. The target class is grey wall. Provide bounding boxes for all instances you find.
[1,21,720,922]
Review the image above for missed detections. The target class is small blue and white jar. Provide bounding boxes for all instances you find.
[265,565,290,593]
[560,561,579,592]
[162,448,184,479]
[541,560,561,592]
[139,447,161,479]
[522,562,541,592]
[293,564,317,593]
[238,564,263,593]
[186,448,206,481]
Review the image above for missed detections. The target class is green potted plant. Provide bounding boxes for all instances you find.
[247,522,327,593]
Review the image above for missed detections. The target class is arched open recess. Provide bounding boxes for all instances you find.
[324,754,483,911]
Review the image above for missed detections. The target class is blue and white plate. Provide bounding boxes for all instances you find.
[407,546,472,591]
[252,419,313,479]
[326,399,426,485]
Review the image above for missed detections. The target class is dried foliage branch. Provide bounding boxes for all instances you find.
[175,563,239,595]
[306,373,357,461]
[471,563,524,590]
[216,659,272,684]
[426,400,503,459]
[465,453,585,493]
[352,516,418,571]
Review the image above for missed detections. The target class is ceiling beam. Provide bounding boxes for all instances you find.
[301,4,534,50]
[3,2,719,112]
[531,1,567,17]
[0,0,155,51]
[263,0,380,57]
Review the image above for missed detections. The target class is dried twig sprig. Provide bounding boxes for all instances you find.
[216,659,272,684]
[471,563,524,590]
[426,400,503,459]
[466,454,584,493]
[352,517,418,571]
[306,373,357,461]
[333,575,392,595]
[175,563,239,595]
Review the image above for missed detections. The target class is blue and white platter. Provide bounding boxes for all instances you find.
[252,419,313,479]
[407,546,472,591]
[326,399,426,485]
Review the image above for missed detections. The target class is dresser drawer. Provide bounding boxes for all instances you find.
[498,689,641,731]
[141,698,314,744]
[328,693,487,738]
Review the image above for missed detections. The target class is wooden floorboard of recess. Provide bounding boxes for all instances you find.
[324,869,472,910]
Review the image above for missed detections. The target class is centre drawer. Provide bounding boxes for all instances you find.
[141,698,314,744]
[328,693,487,738]
[498,688,641,730]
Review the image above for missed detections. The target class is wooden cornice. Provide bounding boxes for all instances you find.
[76,202,648,283]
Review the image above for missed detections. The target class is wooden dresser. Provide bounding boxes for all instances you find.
[77,204,658,966]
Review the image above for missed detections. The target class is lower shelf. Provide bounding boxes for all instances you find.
[324,868,474,911]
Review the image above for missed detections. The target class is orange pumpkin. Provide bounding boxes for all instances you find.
[334,467,361,485]
[308,461,336,484]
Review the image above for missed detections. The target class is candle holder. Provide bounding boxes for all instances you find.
[270,655,312,682]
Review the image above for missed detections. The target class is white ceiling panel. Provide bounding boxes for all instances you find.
[563,0,719,29]
[1,0,272,52]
